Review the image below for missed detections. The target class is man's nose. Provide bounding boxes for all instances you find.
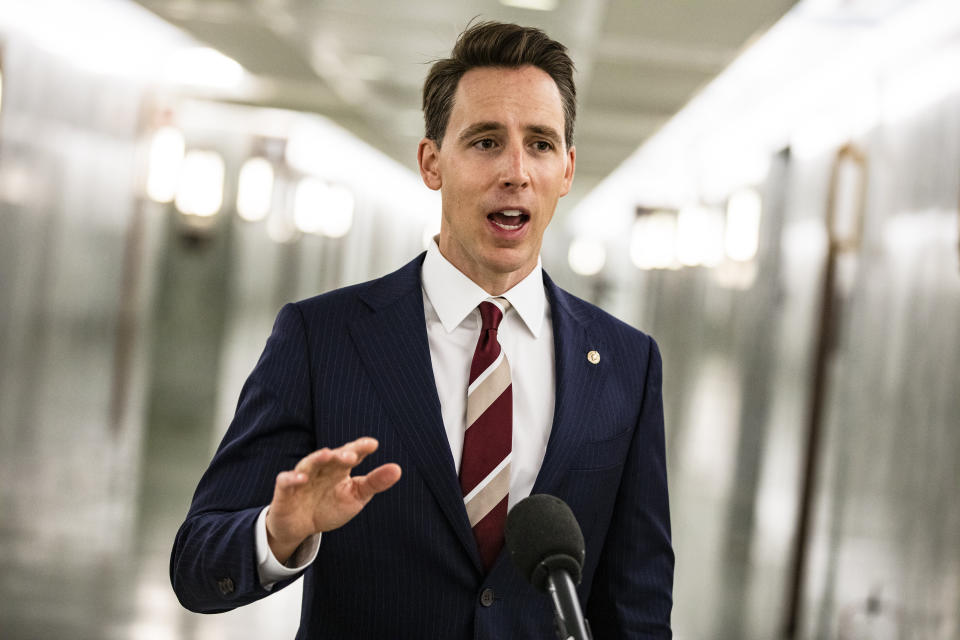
[499,143,529,189]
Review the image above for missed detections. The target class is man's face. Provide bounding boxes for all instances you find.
[418,65,575,293]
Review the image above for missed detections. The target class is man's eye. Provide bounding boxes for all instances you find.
[474,138,496,150]
[534,140,553,152]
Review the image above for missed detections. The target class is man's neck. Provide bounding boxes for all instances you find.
[477,267,533,296]
[435,241,537,296]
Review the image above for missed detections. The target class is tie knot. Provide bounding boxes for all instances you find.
[478,299,509,331]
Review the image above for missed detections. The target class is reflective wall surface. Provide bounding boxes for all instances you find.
[628,114,960,638]
[0,30,430,639]
[2,3,960,640]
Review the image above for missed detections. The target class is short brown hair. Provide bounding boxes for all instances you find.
[422,21,576,148]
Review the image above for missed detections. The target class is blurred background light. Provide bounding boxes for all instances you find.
[676,204,726,267]
[284,117,436,227]
[146,126,185,204]
[293,178,354,238]
[712,260,759,290]
[0,162,33,207]
[782,218,829,262]
[236,157,275,222]
[0,0,189,79]
[883,209,956,253]
[293,177,327,235]
[571,0,960,235]
[882,44,960,124]
[567,237,607,276]
[174,150,225,217]
[163,47,246,91]
[319,184,355,238]
[725,189,762,262]
[286,119,374,183]
[697,143,771,204]
[499,0,558,10]
[267,208,298,244]
[631,211,679,270]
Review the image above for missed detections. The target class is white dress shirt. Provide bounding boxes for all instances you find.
[256,240,556,587]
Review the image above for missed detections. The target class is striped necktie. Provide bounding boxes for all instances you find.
[460,298,512,571]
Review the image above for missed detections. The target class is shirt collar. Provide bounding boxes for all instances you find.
[422,239,546,338]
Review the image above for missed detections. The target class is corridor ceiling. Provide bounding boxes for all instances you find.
[133,0,798,206]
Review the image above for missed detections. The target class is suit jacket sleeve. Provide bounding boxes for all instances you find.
[586,336,674,638]
[170,303,317,613]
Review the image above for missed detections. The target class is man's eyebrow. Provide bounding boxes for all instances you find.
[528,125,562,146]
[458,121,504,143]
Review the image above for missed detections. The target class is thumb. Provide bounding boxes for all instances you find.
[355,463,402,503]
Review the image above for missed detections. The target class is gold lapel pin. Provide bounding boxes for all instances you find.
[587,350,600,364]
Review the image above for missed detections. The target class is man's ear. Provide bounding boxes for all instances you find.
[418,138,442,191]
[560,145,576,197]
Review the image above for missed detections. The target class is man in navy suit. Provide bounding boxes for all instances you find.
[171,21,673,638]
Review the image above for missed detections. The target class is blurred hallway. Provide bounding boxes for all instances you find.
[2,1,960,638]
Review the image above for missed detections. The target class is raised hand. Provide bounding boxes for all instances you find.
[264,437,402,564]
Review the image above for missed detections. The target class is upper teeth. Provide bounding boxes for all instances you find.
[501,210,522,217]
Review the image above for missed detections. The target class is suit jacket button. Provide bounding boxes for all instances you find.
[217,577,235,596]
[480,588,495,607]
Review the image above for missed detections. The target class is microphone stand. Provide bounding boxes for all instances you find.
[545,569,592,640]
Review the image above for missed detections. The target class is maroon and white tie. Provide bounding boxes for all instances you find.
[460,298,512,570]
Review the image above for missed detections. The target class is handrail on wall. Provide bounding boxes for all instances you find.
[783,142,868,640]
[826,143,869,254]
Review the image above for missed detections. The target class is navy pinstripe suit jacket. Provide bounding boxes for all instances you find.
[170,253,673,638]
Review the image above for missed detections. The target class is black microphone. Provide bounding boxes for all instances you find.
[505,494,592,640]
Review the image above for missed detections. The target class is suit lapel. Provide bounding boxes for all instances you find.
[347,260,606,575]
[531,275,608,497]
[349,256,483,572]
[487,275,608,577]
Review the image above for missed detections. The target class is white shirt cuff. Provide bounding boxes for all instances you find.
[255,506,321,590]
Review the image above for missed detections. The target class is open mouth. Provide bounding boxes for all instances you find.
[488,209,530,231]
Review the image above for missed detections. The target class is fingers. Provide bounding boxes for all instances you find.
[335,436,380,466]
[354,463,403,503]
[294,437,380,476]
[271,443,400,537]
[273,469,307,499]
[286,437,398,506]
[293,448,332,474]
[277,469,308,488]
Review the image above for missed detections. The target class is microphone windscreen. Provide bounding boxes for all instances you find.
[505,494,585,591]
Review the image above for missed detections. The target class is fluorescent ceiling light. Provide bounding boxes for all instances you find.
[319,184,355,239]
[236,157,275,222]
[175,150,225,217]
[499,0,558,10]
[0,0,247,91]
[0,0,188,79]
[293,177,328,235]
[293,178,355,238]
[164,47,246,91]
[571,0,960,238]
[146,126,185,204]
